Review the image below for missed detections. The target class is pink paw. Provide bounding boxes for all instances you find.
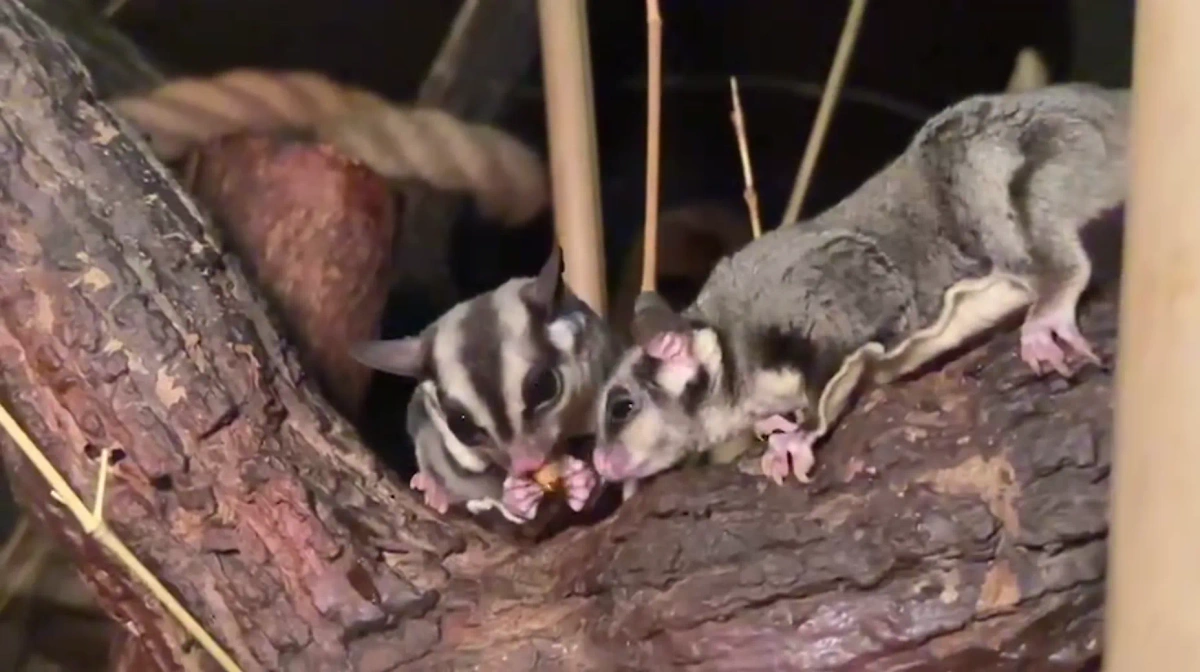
[410,471,450,514]
[759,430,817,485]
[562,456,598,512]
[502,473,544,520]
[1020,310,1100,377]
[646,332,689,362]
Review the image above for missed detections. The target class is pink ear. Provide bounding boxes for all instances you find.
[644,331,694,365]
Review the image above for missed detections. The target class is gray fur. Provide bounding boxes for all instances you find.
[594,83,1130,484]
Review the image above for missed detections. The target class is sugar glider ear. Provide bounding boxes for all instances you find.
[630,291,692,348]
[520,244,565,309]
[349,335,429,378]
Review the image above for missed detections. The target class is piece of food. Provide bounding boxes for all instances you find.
[533,463,563,492]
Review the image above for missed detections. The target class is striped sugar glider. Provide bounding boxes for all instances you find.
[592,82,1129,488]
[352,246,621,521]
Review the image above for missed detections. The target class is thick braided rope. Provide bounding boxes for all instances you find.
[108,68,548,226]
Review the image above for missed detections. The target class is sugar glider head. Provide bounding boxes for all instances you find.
[352,246,617,477]
[591,291,730,483]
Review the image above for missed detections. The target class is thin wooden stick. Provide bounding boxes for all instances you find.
[729,76,763,240]
[779,0,869,227]
[640,0,663,293]
[0,402,243,672]
[1105,0,1200,667]
[89,446,112,529]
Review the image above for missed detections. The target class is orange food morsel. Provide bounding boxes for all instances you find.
[533,463,562,491]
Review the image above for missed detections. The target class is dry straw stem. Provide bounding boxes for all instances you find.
[0,402,243,672]
[728,76,763,240]
[109,68,548,225]
[640,0,663,293]
[779,0,869,227]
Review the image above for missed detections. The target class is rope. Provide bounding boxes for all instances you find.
[108,68,548,226]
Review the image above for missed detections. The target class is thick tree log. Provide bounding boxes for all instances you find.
[0,4,484,670]
[0,2,1113,671]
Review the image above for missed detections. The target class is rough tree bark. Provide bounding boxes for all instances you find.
[0,2,1111,671]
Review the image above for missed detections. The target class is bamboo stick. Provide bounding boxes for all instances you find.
[1105,1,1200,669]
[640,0,662,293]
[536,0,607,315]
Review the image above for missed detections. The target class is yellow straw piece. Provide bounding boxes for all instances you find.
[0,400,243,672]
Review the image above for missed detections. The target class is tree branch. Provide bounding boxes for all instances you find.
[0,1,1111,669]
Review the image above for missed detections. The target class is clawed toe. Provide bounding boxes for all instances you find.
[759,431,817,485]
[760,447,790,486]
[1020,312,1100,377]
[1021,328,1070,376]
[562,457,598,511]
[410,472,450,514]
[502,475,544,520]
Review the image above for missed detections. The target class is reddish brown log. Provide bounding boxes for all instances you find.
[188,136,396,419]
[0,3,1111,671]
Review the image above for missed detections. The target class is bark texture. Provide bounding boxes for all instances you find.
[0,2,1111,671]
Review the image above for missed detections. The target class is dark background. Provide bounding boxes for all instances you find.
[89,0,1134,473]
[105,0,1131,292]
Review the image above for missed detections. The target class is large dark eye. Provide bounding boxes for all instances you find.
[446,409,486,446]
[605,388,637,425]
[523,365,562,412]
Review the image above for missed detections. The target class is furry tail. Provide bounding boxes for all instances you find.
[108,68,548,226]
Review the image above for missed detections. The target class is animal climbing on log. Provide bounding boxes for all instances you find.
[0,2,1112,670]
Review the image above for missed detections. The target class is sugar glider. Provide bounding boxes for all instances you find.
[591,83,1129,488]
[352,246,621,520]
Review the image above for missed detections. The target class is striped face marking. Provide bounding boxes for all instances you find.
[422,278,573,468]
[352,246,616,480]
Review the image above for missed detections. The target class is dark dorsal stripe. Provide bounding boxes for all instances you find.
[518,290,564,426]
[757,326,846,399]
[455,294,514,444]
[678,321,717,415]
[679,364,710,415]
